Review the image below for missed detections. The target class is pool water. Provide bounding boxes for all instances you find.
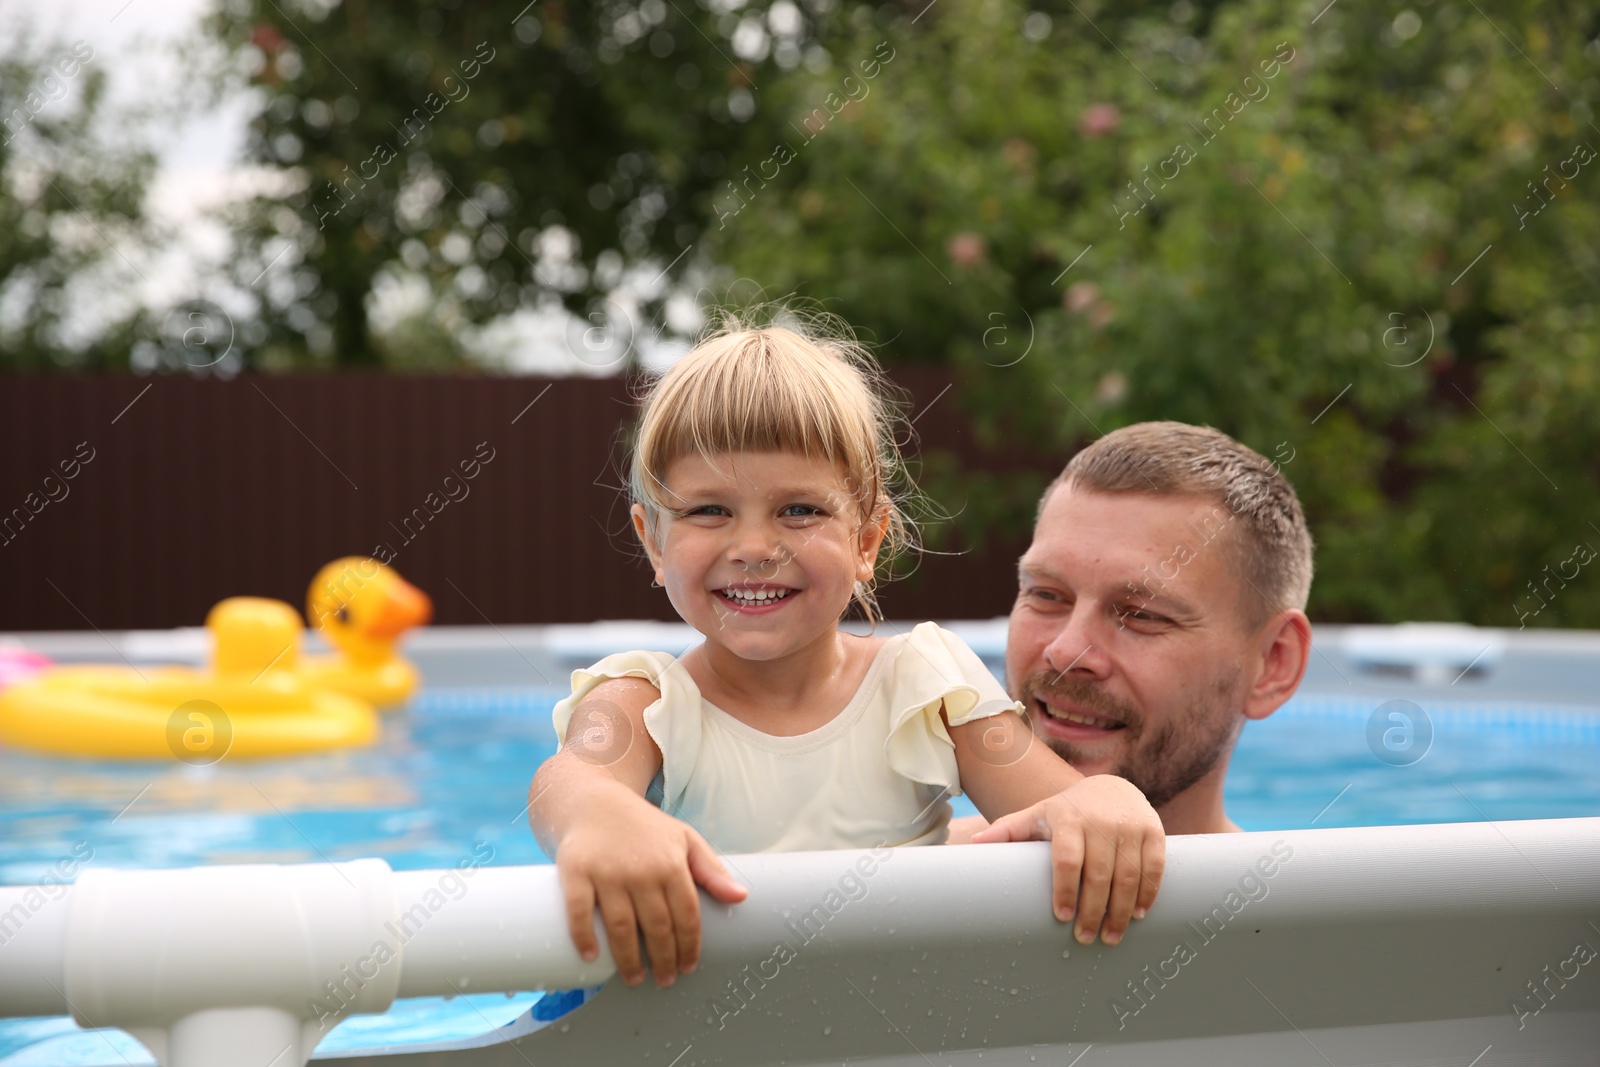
[3,688,1598,1064]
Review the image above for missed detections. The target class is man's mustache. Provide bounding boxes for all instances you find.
[1018,671,1142,732]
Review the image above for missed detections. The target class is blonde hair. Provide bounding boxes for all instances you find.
[629,309,914,621]
[1049,422,1314,628]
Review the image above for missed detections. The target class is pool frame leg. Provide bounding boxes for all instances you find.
[131,1006,310,1067]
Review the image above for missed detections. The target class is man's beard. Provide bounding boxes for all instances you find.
[1017,668,1244,810]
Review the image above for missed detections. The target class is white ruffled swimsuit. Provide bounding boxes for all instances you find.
[551,622,1022,853]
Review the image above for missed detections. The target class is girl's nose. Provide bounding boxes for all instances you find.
[728,521,784,571]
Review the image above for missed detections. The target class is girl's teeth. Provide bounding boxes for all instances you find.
[725,588,790,604]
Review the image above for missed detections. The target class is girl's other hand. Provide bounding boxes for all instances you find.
[555,783,749,986]
[968,774,1164,945]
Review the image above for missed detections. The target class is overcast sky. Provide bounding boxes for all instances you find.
[4,0,255,339]
[18,0,246,177]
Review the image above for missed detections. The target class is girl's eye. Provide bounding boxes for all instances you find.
[684,505,728,517]
[781,504,822,518]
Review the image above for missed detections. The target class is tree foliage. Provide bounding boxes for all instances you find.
[0,31,156,370]
[708,0,1600,627]
[203,0,869,369]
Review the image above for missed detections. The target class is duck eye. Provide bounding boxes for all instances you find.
[335,605,349,624]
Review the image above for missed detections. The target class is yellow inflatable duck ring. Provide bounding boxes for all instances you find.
[301,557,432,708]
[0,598,375,760]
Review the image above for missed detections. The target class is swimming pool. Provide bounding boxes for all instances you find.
[4,626,1600,1064]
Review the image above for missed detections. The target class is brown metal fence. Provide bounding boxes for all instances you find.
[0,371,1048,631]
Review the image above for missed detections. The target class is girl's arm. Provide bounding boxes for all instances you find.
[946,710,1165,947]
[529,676,747,987]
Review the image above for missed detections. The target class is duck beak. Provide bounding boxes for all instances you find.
[367,578,433,639]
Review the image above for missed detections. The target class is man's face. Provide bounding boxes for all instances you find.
[1005,484,1257,809]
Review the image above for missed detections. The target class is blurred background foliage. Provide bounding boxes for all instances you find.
[196,0,864,370]
[0,32,156,371]
[711,0,1600,628]
[1,0,1598,628]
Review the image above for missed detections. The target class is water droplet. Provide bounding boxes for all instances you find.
[823,1026,832,1036]
[1010,988,1018,995]
[1062,949,1072,959]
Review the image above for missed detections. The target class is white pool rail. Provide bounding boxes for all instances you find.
[3,818,1598,1066]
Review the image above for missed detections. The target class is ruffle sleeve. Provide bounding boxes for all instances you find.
[883,622,1024,794]
[550,649,702,813]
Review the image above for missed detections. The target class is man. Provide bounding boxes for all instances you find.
[951,421,1313,839]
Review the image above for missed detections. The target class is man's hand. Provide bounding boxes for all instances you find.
[968,774,1164,945]
[555,780,748,987]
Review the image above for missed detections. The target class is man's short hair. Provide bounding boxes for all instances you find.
[1044,421,1314,627]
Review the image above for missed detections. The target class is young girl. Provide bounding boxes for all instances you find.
[528,315,1164,989]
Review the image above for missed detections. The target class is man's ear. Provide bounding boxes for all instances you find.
[1242,609,1311,721]
[855,504,891,582]
[630,503,667,587]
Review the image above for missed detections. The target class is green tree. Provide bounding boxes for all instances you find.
[0,31,157,370]
[708,0,1600,626]
[202,0,875,369]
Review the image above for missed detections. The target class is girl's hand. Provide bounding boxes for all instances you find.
[555,781,748,987]
[968,774,1165,945]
